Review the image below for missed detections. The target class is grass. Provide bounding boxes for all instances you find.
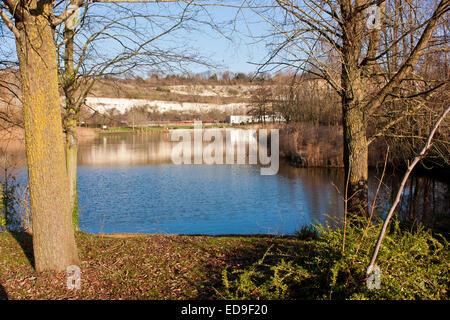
[95,126,166,134]
[1,219,448,300]
[222,219,449,300]
[0,231,298,300]
[96,124,231,134]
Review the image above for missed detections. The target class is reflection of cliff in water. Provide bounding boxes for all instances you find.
[78,133,174,165]
[2,131,448,233]
[78,129,270,166]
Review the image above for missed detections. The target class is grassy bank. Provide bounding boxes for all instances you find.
[0,231,297,299]
[0,219,448,300]
[95,126,166,134]
[95,124,231,134]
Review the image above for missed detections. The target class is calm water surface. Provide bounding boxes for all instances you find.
[6,131,449,234]
[76,131,344,234]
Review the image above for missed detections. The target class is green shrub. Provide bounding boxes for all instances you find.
[0,209,5,229]
[227,88,239,96]
[1,175,18,229]
[222,245,311,300]
[155,87,171,93]
[222,217,449,300]
[0,184,3,229]
[294,224,320,240]
[0,173,29,232]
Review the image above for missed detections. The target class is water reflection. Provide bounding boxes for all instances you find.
[78,133,174,165]
[2,131,448,235]
[77,164,345,235]
[368,171,450,233]
[78,129,270,166]
[75,131,345,234]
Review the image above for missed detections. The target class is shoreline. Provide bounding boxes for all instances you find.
[1,224,447,300]
[2,124,449,177]
[78,231,300,240]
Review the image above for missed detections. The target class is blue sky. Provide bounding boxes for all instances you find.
[1,1,273,76]
[186,4,271,74]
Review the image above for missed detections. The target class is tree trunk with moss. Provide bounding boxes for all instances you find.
[66,120,79,230]
[63,23,80,231]
[15,5,79,272]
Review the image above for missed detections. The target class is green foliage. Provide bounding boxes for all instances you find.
[0,173,29,231]
[72,192,79,230]
[222,217,449,300]
[1,175,18,229]
[294,224,320,240]
[222,245,311,300]
[0,210,5,229]
[155,87,171,93]
[0,184,4,229]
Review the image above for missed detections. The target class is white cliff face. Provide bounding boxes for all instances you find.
[77,129,267,166]
[84,97,248,114]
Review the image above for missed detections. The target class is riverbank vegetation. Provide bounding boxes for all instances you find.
[222,218,449,300]
[0,216,448,300]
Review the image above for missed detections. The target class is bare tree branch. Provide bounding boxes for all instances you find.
[367,104,450,273]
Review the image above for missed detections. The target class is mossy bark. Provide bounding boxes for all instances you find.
[63,23,80,231]
[66,122,79,231]
[15,5,79,271]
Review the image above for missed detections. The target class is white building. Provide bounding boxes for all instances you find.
[229,115,255,124]
[229,114,285,124]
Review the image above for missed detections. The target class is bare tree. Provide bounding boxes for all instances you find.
[368,105,449,273]
[272,73,341,125]
[0,0,217,272]
[0,0,81,271]
[248,83,273,122]
[248,0,449,215]
[57,1,208,230]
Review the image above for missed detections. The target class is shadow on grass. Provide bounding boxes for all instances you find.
[183,235,328,300]
[176,236,302,299]
[10,231,34,269]
[0,284,7,300]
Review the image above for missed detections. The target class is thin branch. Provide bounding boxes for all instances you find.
[365,0,450,114]
[0,8,20,40]
[367,105,450,274]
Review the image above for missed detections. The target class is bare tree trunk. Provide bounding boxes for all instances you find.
[340,2,369,215]
[66,121,79,231]
[63,22,80,231]
[15,7,79,272]
[342,98,369,216]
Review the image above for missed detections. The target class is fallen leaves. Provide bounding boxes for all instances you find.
[0,231,294,300]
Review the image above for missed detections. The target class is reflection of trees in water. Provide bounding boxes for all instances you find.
[369,170,449,232]
[78,130,270,166]
[78,133,174,165]
[277,164,345,227]
[5,131,448,232]
[395,175,449,232]
[279,164,449,232]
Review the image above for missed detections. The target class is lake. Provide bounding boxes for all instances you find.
[3,130,449,235]
[75,130,344,234]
